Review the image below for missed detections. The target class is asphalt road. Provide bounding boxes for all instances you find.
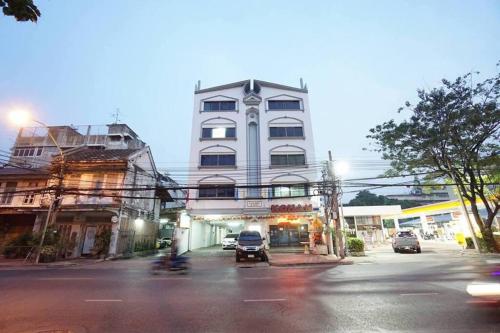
[0,244,499,333]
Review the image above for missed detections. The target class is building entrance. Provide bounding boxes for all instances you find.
[269,223,308,247]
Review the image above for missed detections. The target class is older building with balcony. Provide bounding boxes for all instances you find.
[1,123,166,259]
[50,146,160,258]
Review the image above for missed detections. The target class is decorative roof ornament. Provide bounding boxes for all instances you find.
[243,79,262,106]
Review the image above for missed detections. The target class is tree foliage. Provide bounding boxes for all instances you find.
[346,190,421,209]
[1,0,40,22]
[368,68,500,252]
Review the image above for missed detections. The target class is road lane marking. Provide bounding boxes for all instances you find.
[37,277,95,280]
[144,277,192,280]
[400,292,440,296]
[243,298,287,302]
[244,277,273,280]
[84,299,123,302]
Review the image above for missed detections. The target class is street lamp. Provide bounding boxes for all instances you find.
[7,110,64,159]
[7,109,65,264]
[334,160,350,177]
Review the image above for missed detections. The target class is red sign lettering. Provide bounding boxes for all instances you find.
[271,204,312,213]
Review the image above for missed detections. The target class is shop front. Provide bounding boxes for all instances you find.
[188,203,321,251]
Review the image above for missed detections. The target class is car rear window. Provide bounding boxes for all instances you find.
[225,234,238,238]
[397,231,415,237]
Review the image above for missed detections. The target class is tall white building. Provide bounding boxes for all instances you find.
[186,79,319,249]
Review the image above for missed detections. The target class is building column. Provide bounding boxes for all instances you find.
[419,214,429,234]
[32,213,45,233]
[108,209,122,256]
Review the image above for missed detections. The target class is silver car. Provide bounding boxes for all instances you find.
[392,231,421,253]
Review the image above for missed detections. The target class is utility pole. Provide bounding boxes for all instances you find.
[328,151,345,258]
[35,154,65,263]
[321,162,334,256]
[454,183,480,253]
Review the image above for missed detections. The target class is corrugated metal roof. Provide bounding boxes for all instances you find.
[64,148,139,162]
[0,167,49,176]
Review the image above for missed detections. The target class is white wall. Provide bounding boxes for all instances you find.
[187,80,317,214]
[189,221,224,250]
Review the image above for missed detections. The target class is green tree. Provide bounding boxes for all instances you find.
[368,69,500,252]
[1,0,40,22]
[346,190,421,209]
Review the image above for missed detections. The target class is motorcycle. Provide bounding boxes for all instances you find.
[151,254,191,274]
[423,233,435,240]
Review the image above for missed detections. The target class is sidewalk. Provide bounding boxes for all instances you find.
[267,252,353,267]
[0,257,108,270]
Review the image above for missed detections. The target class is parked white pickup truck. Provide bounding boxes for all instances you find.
[392,231,421,253]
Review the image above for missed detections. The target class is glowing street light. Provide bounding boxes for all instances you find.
[7,109,32,127]
[335,160,350,176]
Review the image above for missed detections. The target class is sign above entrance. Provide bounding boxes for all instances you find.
[246,200,263,208]
[271,204,313,213]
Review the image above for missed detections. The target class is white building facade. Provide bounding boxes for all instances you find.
[186,79,319,250]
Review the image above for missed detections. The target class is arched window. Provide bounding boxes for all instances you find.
[269,145,306,167]
[201,95,238,112]
[200,118,236,140]
[265,94,303,111]
[199,145,236,168]
[268,117,304,139]
[198,175,236,198]
[269,174,309,198]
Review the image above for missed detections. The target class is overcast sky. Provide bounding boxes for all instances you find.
[0,0,498,197]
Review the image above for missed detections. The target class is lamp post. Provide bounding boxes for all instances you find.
[7,110,65,263]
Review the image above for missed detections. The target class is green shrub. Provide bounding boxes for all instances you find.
[465,237,475,249]
[39,245,57,262]
[2,233,36,258]
[93,229,112,255]
[347,237,365,253]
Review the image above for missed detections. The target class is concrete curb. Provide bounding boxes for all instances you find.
[268,259,353,267]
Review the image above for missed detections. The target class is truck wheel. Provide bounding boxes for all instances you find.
[236,254,241,262]
[393,248,399,253]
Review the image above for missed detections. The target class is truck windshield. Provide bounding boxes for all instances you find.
[239,233,261,241]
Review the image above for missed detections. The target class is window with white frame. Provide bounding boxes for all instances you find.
[198,176,236,198]
[268,117,304,139]
[200,154,236,167]
[203,101,236,112]
[22,182,38,205]
[199,146,236,168]
[13,147,43,157]
[272,184,308,197]
[201,118,236,139]
[268,100,301,110]
[270,147,306,167]
[198,184,236,198]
